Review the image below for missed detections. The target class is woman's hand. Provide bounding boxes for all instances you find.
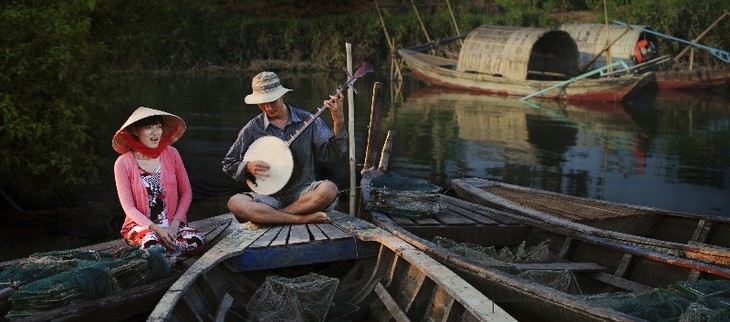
[151,223,177,249]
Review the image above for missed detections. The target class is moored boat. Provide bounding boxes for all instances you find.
[147,211,514,321]
[451,178,730,267]
[560,23,730,91]
[398,25,653,102]
[359,173,730,321]
[0,213,235,321]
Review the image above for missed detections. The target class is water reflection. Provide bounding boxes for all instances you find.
[385,86,730,217]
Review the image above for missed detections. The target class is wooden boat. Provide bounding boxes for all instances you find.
[147,211,514,321]
[397,25,653,102]
[0,213,236,322]
[451,178,730,267]
[359,174,730,321]
[560,23,730,91]
[653,67,730,90]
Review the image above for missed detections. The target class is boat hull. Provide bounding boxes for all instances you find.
[451,178,730,267]
[0,213,236,322]
[360,175,730,321]
[399,49,653,102]
[148,212,514,322]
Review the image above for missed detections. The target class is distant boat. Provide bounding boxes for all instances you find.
[451,177,730,267]
[148,211,514,321]
[560,23,730,91]
[398,25,653,102]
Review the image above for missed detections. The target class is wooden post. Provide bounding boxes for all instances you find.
[378,130,396,173]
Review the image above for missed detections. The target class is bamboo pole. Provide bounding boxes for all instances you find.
[410,0,432,44]
[579,26,631,72]
[603,0,613,73]
[362,83,384,180]
[673,11,729,64]
[444,0,463,46]
[346,43,356,215]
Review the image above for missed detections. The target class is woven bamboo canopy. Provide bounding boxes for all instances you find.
[560,23,660,68]
[456,25,579,80]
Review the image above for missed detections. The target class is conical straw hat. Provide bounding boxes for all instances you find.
[112,106,186,154]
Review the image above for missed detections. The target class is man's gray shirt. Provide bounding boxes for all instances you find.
[222,105,348,202]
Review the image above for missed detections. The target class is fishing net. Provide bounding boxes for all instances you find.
[0,245,173,320]
[433,237,582,293]
[433,237,550,267]
[367,172,444,218]
[583,279,730,321]
[245,272,339,322]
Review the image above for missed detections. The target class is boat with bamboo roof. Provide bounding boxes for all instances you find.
[451,178,730,267]
[560,22,730,91]
[0,213,236,321]
[398,25,653,102]
[147,211,514,322]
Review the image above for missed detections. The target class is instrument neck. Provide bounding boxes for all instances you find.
[285,104,328,146]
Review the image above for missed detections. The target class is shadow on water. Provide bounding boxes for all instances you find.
[1,71,729,260]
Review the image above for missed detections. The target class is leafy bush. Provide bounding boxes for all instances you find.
[0,1,113,208]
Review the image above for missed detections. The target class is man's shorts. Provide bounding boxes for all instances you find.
[244,180,337,212]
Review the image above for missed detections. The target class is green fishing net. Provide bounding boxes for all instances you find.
[245,272,339,322]
[584,280,730,322]
[368,172,444,218]
[434,237,580,293]
[435,236,730,320]
[0,245,173,320]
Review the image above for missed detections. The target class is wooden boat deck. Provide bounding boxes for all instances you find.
[481,183,647,221]
[377,195,531,247]
[227,221,363,272]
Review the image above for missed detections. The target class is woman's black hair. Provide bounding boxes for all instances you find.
[129,115,164,130]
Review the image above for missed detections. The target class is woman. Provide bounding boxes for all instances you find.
[112,106,206,256]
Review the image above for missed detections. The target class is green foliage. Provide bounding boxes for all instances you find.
[0,1,113,208]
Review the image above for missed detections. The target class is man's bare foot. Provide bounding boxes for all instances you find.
[299,211,330,224]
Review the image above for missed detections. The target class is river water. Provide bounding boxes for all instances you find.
[2,70,729,260]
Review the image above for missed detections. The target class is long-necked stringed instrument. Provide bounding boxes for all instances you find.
[242,62,373,195]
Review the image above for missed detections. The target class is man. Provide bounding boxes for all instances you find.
[222,71,347,224]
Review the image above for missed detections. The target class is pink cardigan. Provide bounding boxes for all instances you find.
[114,146,192,234]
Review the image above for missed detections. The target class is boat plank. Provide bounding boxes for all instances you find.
[432,210,477,225]
[442,195,519,225]
[316,222,350,240]
[249,225,282,248]
[512,262,605,271]
[269,225,290,246]
[589,272,653,293]
[288,224,310,244]
[414,217,441,225]
[308,223,327,240]
[391,216,417,226]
